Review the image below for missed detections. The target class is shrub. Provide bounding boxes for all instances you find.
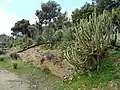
[0,57,4,61]
[0,50,5,55]
[12,62,18,69]
[111,33,117,46]
[42,67,51,74]
[42,50,57,61]
[9,52,20,60]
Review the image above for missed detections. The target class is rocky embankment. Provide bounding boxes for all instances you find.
[18,46,74,77]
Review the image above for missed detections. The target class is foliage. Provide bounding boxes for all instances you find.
[0,50,5,55]
[27,24,41,40]
[110,8,120,46]
[0,34,15,52]
[57,51,120,90]
[33,1,72,47]
[114,7,120,31]
[12,61,18,69]
[0,34,11,49]
[35,0,61,29]
[95,0,120,12]
[9,52,20,60]
[49,12,72,29]
[94,0,120,33]
[4,0,119,76]
[61,27,75,41]
[13,36,34,49]
[61,10,114,73]
[11,19,30,37]
[72,3,94,23]
[4,36,14,49]
[111,33,117,46]
[41,67,51,74]
[72,0,120,24]
[7,0,120,50]
[36,27,63,49]
[9,1,71,48]
[0,57,4,61]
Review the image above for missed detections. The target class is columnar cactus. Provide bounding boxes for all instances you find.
[61,9,115,73]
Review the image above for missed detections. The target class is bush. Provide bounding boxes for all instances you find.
[42,50,57,61]
[9,52,20,60]
[0,50,5,55]
[0,57,4,61]
[42,67,51,74]
[111,33,117,46]
[12,62,18,69]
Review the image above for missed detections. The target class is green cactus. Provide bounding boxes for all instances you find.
[61,9,114,73]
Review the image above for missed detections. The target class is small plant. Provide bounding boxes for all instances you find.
[62,74,74,84]
[12,62,18,69]
[62,75,69,83]
[111,32,117,46]
[0,57,4,61]
[9,52,20,60]
[0,50,5,55]
[42,50,57,61]
[42,67,51,74]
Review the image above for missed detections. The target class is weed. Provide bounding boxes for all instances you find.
[12,62,18,69]
[0,57,4,61]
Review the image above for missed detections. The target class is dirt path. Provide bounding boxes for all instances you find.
[0,69,61,90]
[0,69,29,90]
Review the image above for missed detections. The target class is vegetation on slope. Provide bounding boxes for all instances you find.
[0,50,120,90]
[0,0,120,89]
[57,50,120,90]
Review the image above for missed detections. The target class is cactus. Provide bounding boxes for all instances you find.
[61,9,114,73]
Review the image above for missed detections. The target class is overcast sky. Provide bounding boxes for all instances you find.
[0,0,91,35]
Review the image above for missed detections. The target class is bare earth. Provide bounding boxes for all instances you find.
[0,70,29,90]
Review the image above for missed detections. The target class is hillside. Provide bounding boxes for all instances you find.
[0,0,119,90]
[57,50,120,90]
[18,46,74,78]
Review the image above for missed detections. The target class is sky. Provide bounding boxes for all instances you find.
[0,0,91,35]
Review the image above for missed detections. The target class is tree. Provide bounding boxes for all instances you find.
[72,3,94,23]
[27,24,40,40]
[11,19,30,37]
[49,12,72,30]
[35,0,61,29]
[95,0,120,13]
[72,0,120,24]
[34,0,72,46]
[0,34,14,49]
